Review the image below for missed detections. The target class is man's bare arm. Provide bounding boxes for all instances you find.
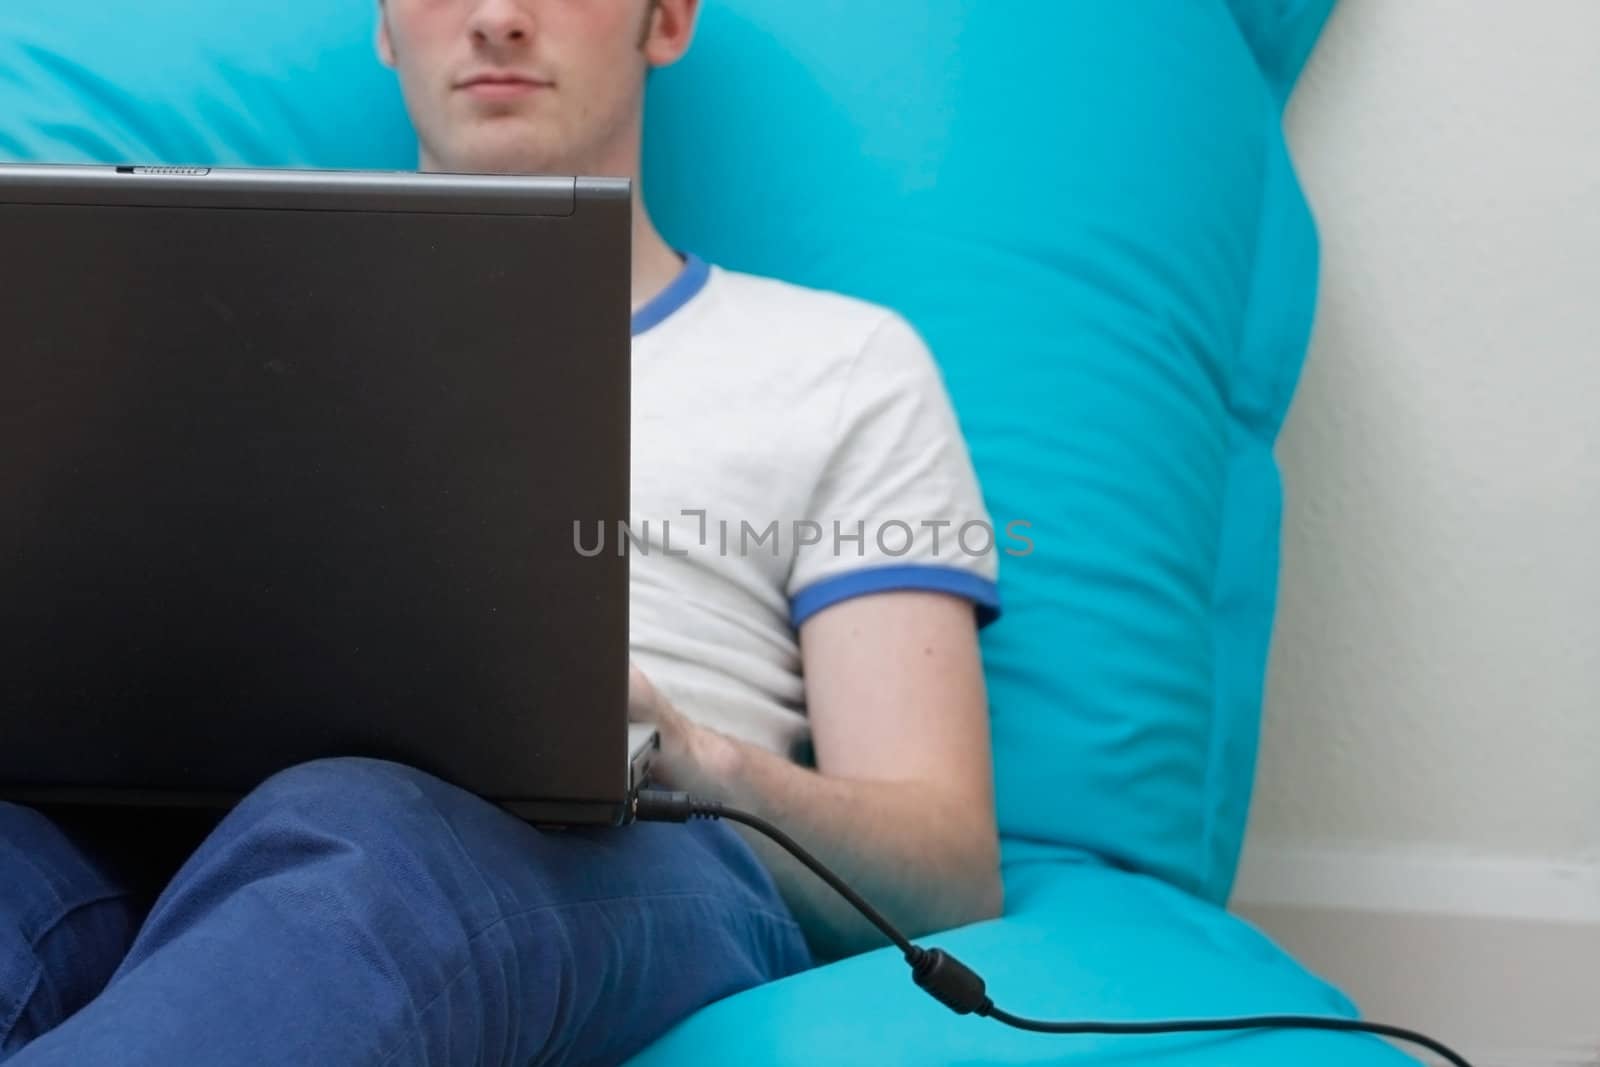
[631,590,1002,961]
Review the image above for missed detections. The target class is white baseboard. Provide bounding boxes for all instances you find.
[1233,842,1600,925]
[1229,843,1600,1067]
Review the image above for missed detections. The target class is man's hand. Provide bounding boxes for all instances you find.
[627,662,733,796]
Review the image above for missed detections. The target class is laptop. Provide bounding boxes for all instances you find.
[0,163,656,826]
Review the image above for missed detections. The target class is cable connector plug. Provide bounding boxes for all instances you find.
[633,789,695,823]
[633,789,725,824]
[906,946,992,1016]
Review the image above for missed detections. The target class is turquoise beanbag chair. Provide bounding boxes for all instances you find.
[0,0,1420,1063]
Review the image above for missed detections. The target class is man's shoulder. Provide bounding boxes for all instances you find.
[700,265,905,356]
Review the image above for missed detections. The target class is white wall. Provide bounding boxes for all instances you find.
[1231,1,1600,1063]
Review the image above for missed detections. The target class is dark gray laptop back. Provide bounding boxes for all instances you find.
[0,166,634,823]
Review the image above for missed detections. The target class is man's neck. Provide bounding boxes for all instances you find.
[631,199,686,315]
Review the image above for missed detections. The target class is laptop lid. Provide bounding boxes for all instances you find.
[0,164,641,824]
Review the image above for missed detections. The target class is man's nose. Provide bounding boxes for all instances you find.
[467,0,534,49]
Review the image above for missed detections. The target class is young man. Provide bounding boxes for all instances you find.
[0,1,1002,1063]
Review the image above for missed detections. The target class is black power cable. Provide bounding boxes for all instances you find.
[634,789,1475,1067]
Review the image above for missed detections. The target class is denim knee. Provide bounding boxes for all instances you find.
[189,758,525,1008]
[193,757,468,906]
[213,756,500,921]
[239,756,440,831]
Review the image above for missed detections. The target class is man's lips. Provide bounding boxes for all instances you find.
[456,73,553,100]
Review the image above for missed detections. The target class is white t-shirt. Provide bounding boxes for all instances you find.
[625,255,1001,764]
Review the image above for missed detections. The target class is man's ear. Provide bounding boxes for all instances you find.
[643,0,701,70]
[376,9,398,70]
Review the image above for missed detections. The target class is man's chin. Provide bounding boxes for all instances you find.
[427,128,566,177]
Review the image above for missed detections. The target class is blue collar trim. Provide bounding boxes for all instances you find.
[631,254,711,336]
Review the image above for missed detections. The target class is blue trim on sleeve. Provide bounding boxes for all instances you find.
[631,254,711,336]
[790,564,1002,630]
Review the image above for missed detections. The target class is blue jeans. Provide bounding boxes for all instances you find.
[0,758,811,1066]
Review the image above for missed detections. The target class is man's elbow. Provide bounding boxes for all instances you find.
[967,850,1005,924]
[942,831,1004,929]
[974,865,1004,923]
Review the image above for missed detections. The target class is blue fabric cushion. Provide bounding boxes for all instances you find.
[627,856,1413,1066]
[0,2,413,167]
[1226,0,1341,103]
[0,0,1328,902]
[643,0,1330,902]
